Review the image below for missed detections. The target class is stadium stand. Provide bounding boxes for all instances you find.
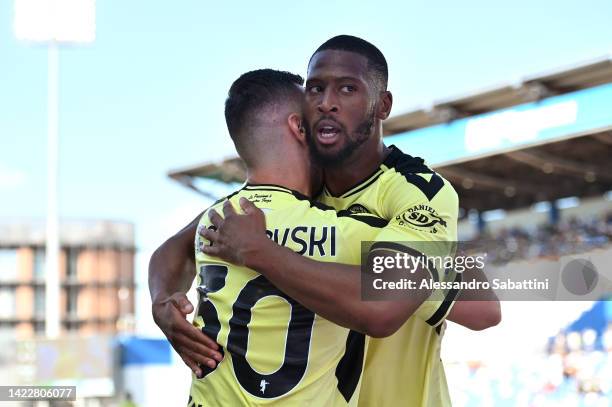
[480,211,611,264]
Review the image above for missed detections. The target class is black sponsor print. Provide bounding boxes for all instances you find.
[347,204,370,214]
[397,205,447,233]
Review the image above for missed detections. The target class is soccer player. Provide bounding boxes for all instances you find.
[157,68,388,406]
[199,36,500,406]
[150,36,500,407]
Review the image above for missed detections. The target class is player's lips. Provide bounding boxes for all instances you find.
[315,120,342,145]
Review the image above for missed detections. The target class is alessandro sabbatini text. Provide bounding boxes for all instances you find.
[360,242,554,301]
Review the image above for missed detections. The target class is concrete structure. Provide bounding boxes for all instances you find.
[0,219,135,338]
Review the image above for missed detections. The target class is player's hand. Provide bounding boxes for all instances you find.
[199,197,268,267]
[152,292,223,376]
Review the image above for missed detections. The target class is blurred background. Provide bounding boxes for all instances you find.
[1,1,611,406]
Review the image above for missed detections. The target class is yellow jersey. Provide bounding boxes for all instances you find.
[189,184,385,407]
[319,145,460,407]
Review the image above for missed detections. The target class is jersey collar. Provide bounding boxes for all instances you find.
[243,183,311,201]
[321,145,403,199]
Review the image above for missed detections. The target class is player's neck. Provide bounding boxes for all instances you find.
[324,142,390,196]
[247,168,312,198]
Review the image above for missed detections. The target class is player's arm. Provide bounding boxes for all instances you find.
[148,213,222,376]
[446,266,501,330]
[200,199,432,338]
[149,215,199,303]
[375,174,501,331]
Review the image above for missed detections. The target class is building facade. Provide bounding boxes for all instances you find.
[0,220,135,338]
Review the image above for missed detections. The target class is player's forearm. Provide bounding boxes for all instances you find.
[246,240,425,337]
[148,245,195,303]
[447,301,501,330]
[148,216,199,304]
[447,266,501,330]
[246,238,376,333]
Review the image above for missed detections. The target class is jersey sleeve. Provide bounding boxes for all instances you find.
[373,171,461,326]
[334,212,388,266]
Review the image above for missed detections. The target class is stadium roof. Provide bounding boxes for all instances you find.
[168,57,612,212]
[384,56,612,135]
[435,132,612,211]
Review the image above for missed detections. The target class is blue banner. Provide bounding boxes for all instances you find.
[387,83,612,166]
[120,337,172,366]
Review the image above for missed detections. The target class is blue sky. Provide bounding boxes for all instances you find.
[1,1,611,332]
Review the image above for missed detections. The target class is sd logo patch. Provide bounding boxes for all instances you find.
[396,204,446,234]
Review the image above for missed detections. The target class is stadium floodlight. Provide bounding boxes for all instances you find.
[14,0,95,339]
[14,0,96,43]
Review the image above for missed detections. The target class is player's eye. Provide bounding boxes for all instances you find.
[340,85,356,93]
[307,85,323,94]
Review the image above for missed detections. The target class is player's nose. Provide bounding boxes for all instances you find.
[317,89,339,114]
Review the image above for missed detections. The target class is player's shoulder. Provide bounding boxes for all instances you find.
[198,188,243,227]
[380,145,457,202]
[306,198,388,229]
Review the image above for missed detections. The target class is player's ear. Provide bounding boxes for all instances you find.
[376,91,393,120]
[288,112,306,145]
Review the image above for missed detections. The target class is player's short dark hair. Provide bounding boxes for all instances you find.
[310,35,388,90]
[224,69,304,138]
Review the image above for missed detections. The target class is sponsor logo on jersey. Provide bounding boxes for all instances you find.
[347,203,370,214]
[396,204,447,234]
[247,193,273,204]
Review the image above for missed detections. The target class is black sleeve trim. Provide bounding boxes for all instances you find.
[336,211,389,228]
[383,145,444,201]
[425,271,462,327]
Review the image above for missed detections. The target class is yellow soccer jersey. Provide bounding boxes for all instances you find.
[319,145,460,407]
[189,184,385,407]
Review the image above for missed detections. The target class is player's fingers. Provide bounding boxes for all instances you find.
[170,292,194,314]
[196,225,209,239]
[196,332,221,353]
[172,332,219,368]
[239,197,260,215]
[182,347,217,370]
[208,209,224,229]
[178,321,221,353]
[199,227,219,245]
[178,352,204,376]
[201,244,220,256]
[176,332,223,362]
[181,323,221,353]
[172,344,200,374]
[222,199,237,218]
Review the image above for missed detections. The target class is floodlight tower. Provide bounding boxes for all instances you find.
[14,0,95,339]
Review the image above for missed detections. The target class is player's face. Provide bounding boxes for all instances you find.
[304,50,379,166]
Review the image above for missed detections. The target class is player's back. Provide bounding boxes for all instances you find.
[189,184,384,407]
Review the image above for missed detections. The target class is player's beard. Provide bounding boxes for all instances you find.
[305,107,375,168]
